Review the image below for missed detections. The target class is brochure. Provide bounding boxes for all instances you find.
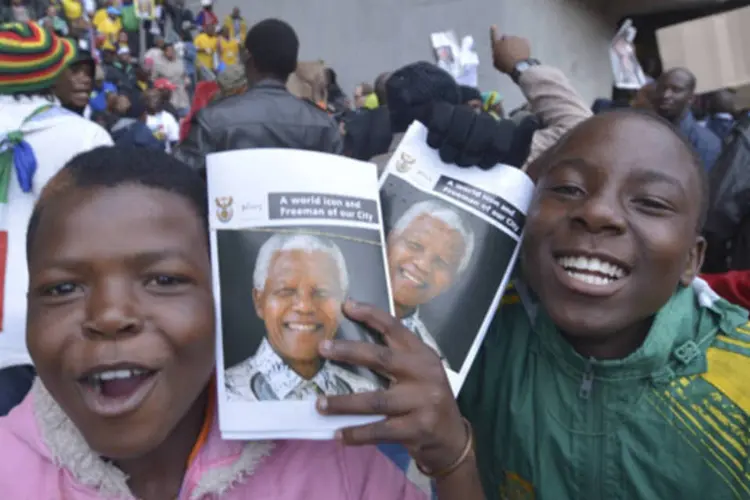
[208,149,393,440]
[380,122,534,395]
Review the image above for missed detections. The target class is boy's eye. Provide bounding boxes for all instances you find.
[41,282,80,297]
[633,197,674,213]
[145,275,189,287]
[549,184,586,197]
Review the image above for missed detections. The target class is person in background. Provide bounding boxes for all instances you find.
[96,6,122,49]
[0,22,112,416]
[0,0,36,22]
[133,63,151,92]
[178,78,218,141]
[153,77,181,119]
[179,27,197,98]
[704,88,736,141]
[218,25,239,66]
[91,0,111,29]
[152,43,190,117]
[175,18,343,173]
[353,82,374,109]
[223,6,246,43]
[116,30,129,52]
[194,22,217,80]
[653,67,721,170]
[88,66,118,116]
[110,97,163,149]
[53,44,95,116]
[195,0,217,30]
[325,67,349,114]
[215,63,247,100]
[459,85,483,111]
[40,5,69,36]
[144,87,179,152]
[103,46,137,97]
[481,90,504,119]
[287,59,328,109]
[60,0,84,27]
[143,35,166,70]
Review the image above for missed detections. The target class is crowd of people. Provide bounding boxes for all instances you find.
[3,5,750,499]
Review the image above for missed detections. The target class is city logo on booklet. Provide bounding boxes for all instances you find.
[395,152,416,173]
[215,196,234,222]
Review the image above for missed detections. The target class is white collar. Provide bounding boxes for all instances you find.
[252,339,338,399]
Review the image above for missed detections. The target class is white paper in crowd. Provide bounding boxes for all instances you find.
[380,122,534,396]
[456,35,479,88]
[430,31,462,80]
[207,149,394,440]
[610,19,648,90]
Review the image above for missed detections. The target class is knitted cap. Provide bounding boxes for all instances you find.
[0,22,77,95]
[386,61,460,133]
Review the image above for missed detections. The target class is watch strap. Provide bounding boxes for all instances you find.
[510,58,541,83]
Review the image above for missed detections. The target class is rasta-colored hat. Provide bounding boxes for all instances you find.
[0,21,77,95]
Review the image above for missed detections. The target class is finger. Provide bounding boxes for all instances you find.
[317,384,418,416]
[490,25,498,44]
[342,300,420,349]
[319,338,413,378]
[337,415,416,446]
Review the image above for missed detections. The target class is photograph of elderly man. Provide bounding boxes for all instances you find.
[386,200,475,364]
[225,233,379,402]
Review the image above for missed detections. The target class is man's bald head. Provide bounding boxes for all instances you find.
[654,67,697,122]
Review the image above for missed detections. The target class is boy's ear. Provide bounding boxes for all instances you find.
[679,235,706,286]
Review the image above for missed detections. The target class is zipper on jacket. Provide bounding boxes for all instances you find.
[578,357,594,400]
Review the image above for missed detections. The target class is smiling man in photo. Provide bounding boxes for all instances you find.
[387,200,475,365]
[225,233,379,402]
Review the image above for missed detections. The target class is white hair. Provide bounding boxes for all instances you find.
[392,200,475,273]
[253,233,349,294]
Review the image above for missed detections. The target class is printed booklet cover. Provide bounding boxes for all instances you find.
[380,122,534,395]
[208,149,393,440]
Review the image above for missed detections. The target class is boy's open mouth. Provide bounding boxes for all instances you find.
[77,364,159,418]
[555,254,630,289]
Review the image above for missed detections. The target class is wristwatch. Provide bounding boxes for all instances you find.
[510,58,541,83]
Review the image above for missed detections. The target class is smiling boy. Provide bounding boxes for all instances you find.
[460,110,750,499]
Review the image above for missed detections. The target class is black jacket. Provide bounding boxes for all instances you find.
[703,114,750,272]
[174,79,343,174]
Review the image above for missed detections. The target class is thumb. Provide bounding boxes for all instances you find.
[490,25,500,45]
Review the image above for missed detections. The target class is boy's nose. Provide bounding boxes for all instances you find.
[83,282,144,338]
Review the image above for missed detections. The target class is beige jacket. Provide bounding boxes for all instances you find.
[372,64,592,174]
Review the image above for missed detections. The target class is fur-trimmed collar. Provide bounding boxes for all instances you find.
[31,380,275,499]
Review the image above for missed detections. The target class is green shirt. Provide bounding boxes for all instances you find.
[459,280,750,500]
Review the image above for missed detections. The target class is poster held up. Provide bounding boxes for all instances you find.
[380,122,534,395]
[208,149,393,440]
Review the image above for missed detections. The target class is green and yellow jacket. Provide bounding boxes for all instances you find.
[460,279,750,500]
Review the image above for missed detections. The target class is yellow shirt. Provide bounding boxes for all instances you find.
[92,8,108,29]
[97,17,122,45]
[61,0,82,20]
[194,33,218,70]
[219,37,239,66]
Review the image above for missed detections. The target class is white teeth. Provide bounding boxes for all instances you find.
[93,369,147,382]
[566,271,615,286]
[287,323,316,331]
[402,269,423,285]
[557,256,626,280]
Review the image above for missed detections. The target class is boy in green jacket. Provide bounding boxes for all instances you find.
[460,109,750,499]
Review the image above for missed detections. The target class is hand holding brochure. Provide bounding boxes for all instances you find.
[380,122,535,395]
[208,149,393,440]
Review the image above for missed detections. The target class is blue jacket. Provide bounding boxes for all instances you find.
[679,111,722,171]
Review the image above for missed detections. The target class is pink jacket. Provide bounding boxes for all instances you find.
[0,381,426,499]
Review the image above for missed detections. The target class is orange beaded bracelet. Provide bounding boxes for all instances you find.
[415,417,474,479]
